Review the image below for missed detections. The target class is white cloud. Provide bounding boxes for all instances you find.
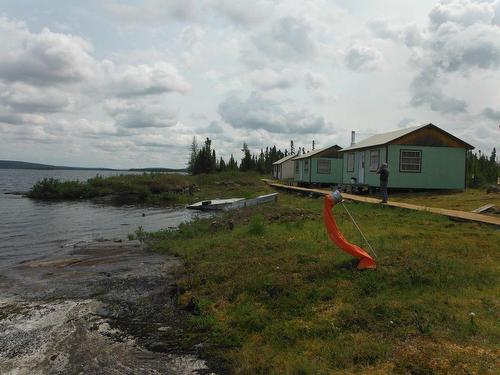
[102,61,191,97]
[249,68,296,90]
[0,16,96,86]
[345,44,384,71]
[429,0,496,30]
[218,92,327,134]
[104,99,178,129]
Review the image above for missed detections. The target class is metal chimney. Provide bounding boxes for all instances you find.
[351,131,356,146]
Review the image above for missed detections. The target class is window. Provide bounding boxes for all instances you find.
[304,160,309,173]
[317,159,331,174]
[347,153,355,172]
[370,150,380,171]
[400,149,422,172]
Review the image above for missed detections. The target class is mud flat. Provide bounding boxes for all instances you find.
[0,240,215,374]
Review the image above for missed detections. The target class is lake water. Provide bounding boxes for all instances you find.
[0,169,203,272]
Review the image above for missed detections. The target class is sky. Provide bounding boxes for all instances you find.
[0,0,499,168]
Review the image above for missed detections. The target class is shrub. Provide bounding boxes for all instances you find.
[247,214,266,236]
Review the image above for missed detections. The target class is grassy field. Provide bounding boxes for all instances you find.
[27,171,271,205]
[148,186,499,374]
[390,189,500,213]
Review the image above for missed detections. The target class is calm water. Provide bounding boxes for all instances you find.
[0,169,203,272]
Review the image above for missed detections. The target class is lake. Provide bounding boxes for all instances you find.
[0,169,203,273]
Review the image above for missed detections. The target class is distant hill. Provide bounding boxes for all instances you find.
[0,160,186,172]
[129,167,188,173]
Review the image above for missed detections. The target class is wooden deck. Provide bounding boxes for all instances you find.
[263,180,500,227]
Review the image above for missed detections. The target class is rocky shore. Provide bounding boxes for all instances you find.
[0,240,214,374]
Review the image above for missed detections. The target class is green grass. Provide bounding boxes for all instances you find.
[390,188,500,213]
[28,171,272,206]
[149,192,500,374]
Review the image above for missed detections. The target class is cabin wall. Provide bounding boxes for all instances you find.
[387,145,466,189]
[311,158,343,184]
[294,159,305,182]
[341,148,386,185]
[281,160,295,180]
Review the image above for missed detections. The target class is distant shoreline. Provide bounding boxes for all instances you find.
[0,160,187,173]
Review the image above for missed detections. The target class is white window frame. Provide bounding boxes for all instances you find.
[317,159,331,174]
[370,150,380,171]
[400,149,422,173]
[347,153,355,172]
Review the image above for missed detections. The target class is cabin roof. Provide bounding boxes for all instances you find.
[294,145,342,160]
[340,123,474,152]
[272,153,297,165]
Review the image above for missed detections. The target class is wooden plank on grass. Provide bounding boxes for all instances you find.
[471,204,495,214]
[262,179,500,227]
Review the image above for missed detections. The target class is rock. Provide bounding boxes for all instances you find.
[157,326,171,332]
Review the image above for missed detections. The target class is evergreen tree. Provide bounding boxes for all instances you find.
[218,156,226,171]
[240,143,254,171]
[228,154,238,170]
[187,137,198,174]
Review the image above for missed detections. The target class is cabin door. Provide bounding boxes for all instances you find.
[358,152,365,184]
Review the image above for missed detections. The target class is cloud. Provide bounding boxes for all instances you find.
[0,82,71,113]
[105,0,198,25]
[344,44,383,71]
[371,1,500,114]
[252,17,316,61]
[210,0,272,27]
[410,67,468,114]
[482,107,500,121]
[305,72,326,90]
[104,99,178,129]
[249,68,296,90]
[0,16,96,86]
[429,0,496,30]
[369,18,424,47]
[103,61,191,97]
[218,92,326,134]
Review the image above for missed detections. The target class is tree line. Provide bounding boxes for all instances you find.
[187,137,290,175]
[467,148,499,187]
[188,137,499,187]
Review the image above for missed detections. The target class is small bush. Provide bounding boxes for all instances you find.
[248,214,266,236]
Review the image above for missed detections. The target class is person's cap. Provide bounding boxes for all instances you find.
[381,162,388,167]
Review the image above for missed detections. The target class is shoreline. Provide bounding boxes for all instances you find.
[0,239,216,374]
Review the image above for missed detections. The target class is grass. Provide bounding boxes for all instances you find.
[27,171,272,206]
[390,188,500,213]
[148,191,499,374]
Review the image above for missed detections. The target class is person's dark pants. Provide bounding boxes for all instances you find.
[380,183,388,203]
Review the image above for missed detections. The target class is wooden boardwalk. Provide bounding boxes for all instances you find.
[263,180,500,227]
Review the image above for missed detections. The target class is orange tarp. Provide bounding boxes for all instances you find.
[323,194,376,270]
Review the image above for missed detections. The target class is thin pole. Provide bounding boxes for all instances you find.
[341,202,378,259]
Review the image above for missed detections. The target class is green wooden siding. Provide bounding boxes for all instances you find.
[294,157,343,184]
[342,146,386,186]
[311,158,343,183]
[341,145,466,189]
[387,145,466,189]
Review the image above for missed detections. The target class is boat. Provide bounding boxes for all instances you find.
[187,193,278,211]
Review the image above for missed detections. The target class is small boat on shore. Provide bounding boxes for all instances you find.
[187,193,278,211]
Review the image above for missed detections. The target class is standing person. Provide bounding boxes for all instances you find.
[376,162,389,203]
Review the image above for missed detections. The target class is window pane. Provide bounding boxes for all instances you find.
[317,159,331,174]
[370,150,379,171]
[400,150,422,172]
[347,153,355,172]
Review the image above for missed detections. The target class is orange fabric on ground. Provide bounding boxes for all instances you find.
[323,194,376,270]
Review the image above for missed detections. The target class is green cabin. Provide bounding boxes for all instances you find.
[339,123,474,190]
[294,145,343,186]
